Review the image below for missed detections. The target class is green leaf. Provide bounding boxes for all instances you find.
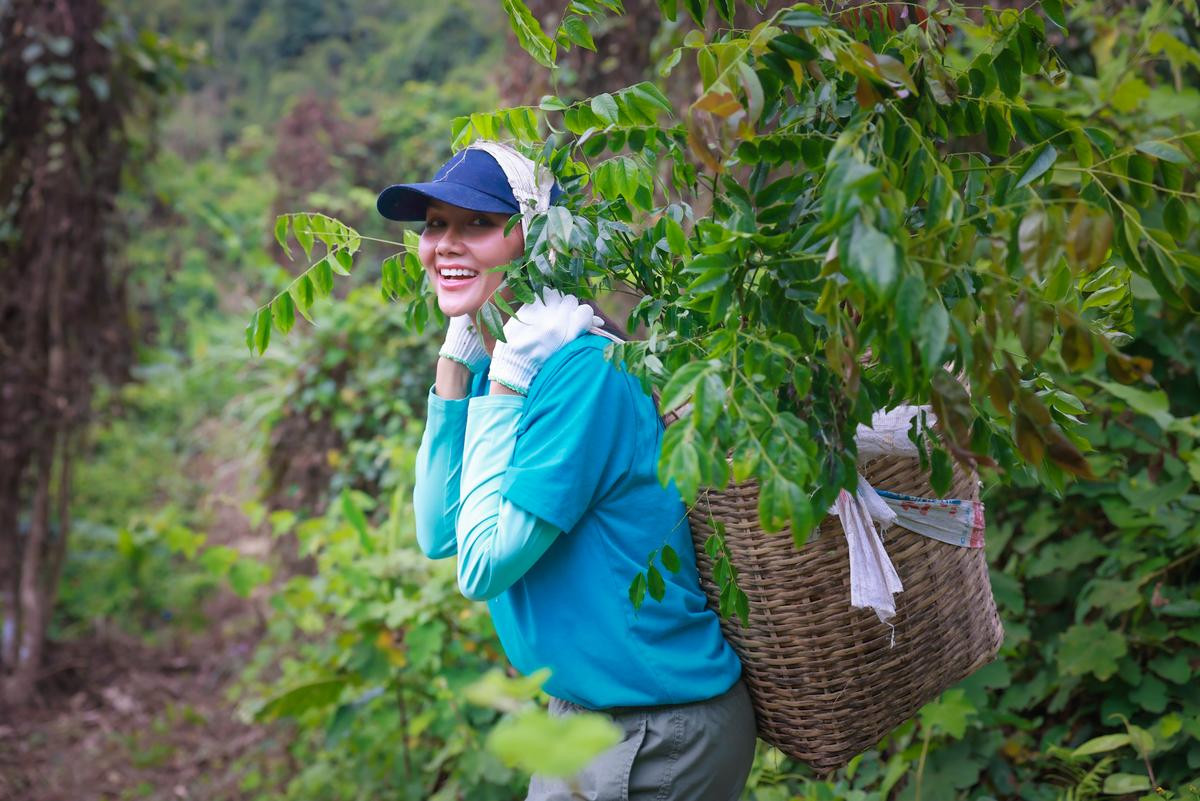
[984,103,1011,154]
[1071,734,1131,758]
[479,300,506,343]
[591,92,619,125]
[736,60,764,126]
[1101,774,1151,794]
[895,273,925,333]
[227,558,271,597]
[1111,77,1149,112]
[1070,127,1093,168]
[660,361,710,413]
[244,310,258,354]
[293,213,314,258]
[312,258,335,296]
[660,544,681,573]
[1041,0,1067,29]
[757,473,804,534]
[1134,139,1190,164]
[662,428,701,503]
[734,587,750,626]
[290,276,316,322]
[331,248,353,276]
[1015,144,1057,188]
[1057,623,1127,680]
[1130,674,1168,713]
[691,371,726,432]
[487,706,622,778]
[845,221,898,296]
[628,571,647,609]
[539,94,569,111]
[930,448,953,497]
[253,305,271,355]
[665,216,688,256]
[779,6,828,28]
[1149,652,1192,684]
[340,488,373,554]
[502,0,557,68]
[255,677,348,721]
[1163,196,1189,240]
[917,301,949,372]
[647,565,666,601]
[1092,380,1174,429]
[993,49,1021,99]
[560,16,596,51]
[271,293,295,335]
[274,214,291,257]
[545,206,574,250]
[919,689,975,739]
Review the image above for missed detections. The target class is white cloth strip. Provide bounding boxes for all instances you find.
[466,140,555,239]
[831,474,905,624]
[830,405,986,629]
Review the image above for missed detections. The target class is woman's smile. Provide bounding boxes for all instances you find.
[434,262,482,290]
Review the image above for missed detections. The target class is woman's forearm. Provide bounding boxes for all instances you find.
[436,355,473,399]
[457,395,560,600]
[413,365,473,558]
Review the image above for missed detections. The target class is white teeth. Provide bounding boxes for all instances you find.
[440,269,478,279]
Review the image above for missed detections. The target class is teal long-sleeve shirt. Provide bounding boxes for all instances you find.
[413,381,560,601]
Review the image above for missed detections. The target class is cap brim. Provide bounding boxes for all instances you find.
[376,181,519,222]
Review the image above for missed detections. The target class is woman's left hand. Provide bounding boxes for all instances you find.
[488,289,602,395]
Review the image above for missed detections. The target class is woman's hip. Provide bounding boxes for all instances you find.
[525,677,756,801]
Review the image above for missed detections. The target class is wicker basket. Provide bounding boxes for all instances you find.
[686,451,1004,773]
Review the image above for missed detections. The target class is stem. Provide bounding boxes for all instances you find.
[1137,545,1200,589]
[914,724,932,801]
[395,680,412,779]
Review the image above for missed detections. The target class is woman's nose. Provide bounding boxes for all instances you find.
[435,225,465,256]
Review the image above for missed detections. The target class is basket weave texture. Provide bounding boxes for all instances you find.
[686,452,1004,773]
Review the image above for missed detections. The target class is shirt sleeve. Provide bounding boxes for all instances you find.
[499,346,633,535]
[412,383,470,559]
[457,395,561,601]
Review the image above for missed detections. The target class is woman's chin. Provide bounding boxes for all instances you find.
[437,295,480,319]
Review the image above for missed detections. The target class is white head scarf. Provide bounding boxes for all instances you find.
[465,140,555,239]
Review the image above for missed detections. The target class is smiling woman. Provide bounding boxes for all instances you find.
[375,141,756,800]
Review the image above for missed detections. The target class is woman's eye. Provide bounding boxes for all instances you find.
[424,219,445,229]
[470,216,494,227]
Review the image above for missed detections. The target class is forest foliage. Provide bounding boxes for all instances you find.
[251,0,1200,798]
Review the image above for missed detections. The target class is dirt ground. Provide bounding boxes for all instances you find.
[1,425,282,801]
[0,596,265,801]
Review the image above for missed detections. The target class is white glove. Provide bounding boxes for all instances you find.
[439,314,490,374]
[489,289,602,394]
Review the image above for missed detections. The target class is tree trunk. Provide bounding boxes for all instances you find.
[0,0,152,705]
[3,442,54,704]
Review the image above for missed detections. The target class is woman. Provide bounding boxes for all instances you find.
[377,141,756,801]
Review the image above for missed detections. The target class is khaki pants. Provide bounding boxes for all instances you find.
[525,677,757,801]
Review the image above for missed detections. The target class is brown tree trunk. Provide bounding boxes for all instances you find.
[4,441,54,703]
[0,0,150,706]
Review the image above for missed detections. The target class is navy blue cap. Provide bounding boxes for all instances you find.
[377,148,562,222]
[377,149,515,221]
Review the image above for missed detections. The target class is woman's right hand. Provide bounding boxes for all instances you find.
[439,314,490,374]
[488,289,601,395]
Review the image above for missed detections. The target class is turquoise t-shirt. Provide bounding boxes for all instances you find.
[486,334,742,709]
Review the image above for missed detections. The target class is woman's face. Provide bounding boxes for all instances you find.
[419,200,524,319]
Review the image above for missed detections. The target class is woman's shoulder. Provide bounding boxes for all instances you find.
[530,333,622,393]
